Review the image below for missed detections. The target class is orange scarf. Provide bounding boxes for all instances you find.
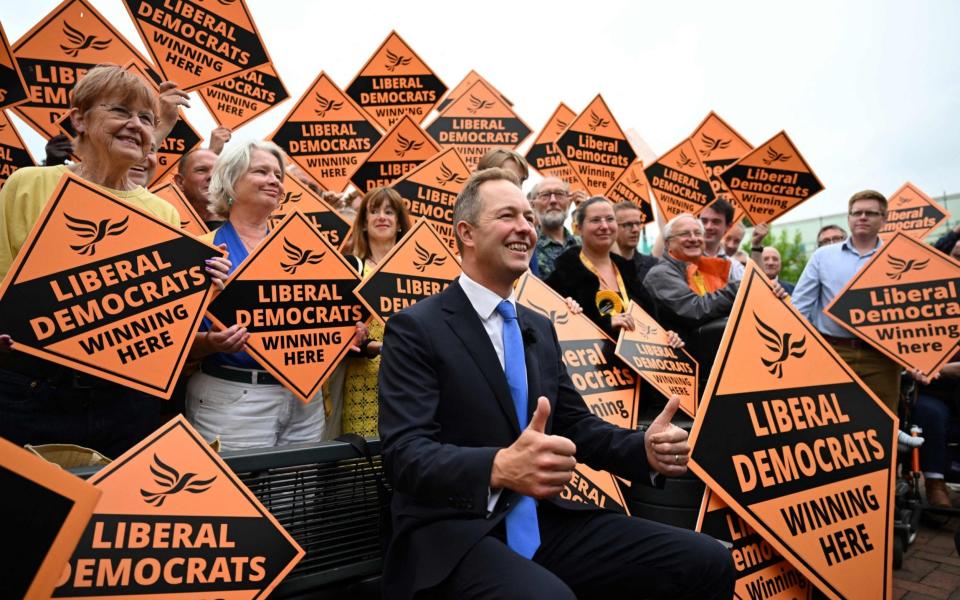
[678,255,730,296]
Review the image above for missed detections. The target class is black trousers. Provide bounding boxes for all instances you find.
[431,502,735,599]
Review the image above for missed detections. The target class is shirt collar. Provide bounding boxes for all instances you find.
[458,271,517,320]
[840,236,883,257]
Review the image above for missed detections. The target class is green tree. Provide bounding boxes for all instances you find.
[743,228,808,283]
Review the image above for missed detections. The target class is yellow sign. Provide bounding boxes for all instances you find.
[879,182,951,241]
[391,147,471,252]
[554,95,635,196]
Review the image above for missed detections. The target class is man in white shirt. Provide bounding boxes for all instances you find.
[378,167,733,599]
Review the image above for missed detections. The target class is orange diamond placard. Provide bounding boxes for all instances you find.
[1,437,100,600]
[268,174,350,250]
[426,79,531,170]
[198,62,290,131]
[391,147,471,253]
[689,263,897,600]
[0,173,221,398]
[879,182,951,241]
[52,415,304,599]
[354,219,461,323]
[525,102,587,192]
[12,0,159,138]
[352,114,440,193]
[270,71,382,192]
[696,489,813,600]
[615,301,698,417]
[720,131,824,224]
[149,182,209,237]
[644,137,715,221]
[606,160,654,225]
[0,22,29,110]
[345,31,447,131]
[121,0,272,91]
[825,231,960,377]
[689,111,754,224]
[555,95,636,196]
[437,70,513,113]
[0,110,37,187]
[206,212,368,403]
[516,272,639,513]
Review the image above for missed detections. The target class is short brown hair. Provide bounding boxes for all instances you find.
[452,167,520,253]
[848,189,887,213]
[351,187,412,260]
[476,148,529,183]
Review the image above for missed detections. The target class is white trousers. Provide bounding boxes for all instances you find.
[186,371,324,451]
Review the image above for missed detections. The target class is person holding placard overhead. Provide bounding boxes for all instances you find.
[0,65,229,457]
[340,187,412,437]
[378,167,734,599]
[185,140,326,451]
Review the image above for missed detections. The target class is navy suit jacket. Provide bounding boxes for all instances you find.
[378,280,651,598]
[779,279,796,294]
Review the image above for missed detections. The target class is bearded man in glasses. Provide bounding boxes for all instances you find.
[530,177,578,278]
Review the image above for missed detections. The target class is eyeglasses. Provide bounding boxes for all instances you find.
[669,229,704,239]
[618,220,643,229]
[849,210,884,219]
[585,216,616,226]
[96,104,156,127]
[536,190,568,201]
[818,235,846,247]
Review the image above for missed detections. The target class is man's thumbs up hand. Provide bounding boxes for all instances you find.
[491,396,577,499]
[645,395,690,477]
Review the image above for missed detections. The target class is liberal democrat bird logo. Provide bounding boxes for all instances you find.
[140,454,216,508]
[528,300,569,325]
[65,213,129,256]
[754,312,806,379]
[635,323,659,338]
[761,147,791,165]
[436,163,466,186]
[384,49,412,72]
[0,123,6,132]
[280,238,325,274]
[60,22,111,58]
[279,191,302,207]
[556,119,568,130]
[588,111,609,131]
[896,195,911,206]
[699,133,731,158]
[676,150,696,169]
[413,242,447,272]
[885,255,929,280]
[394,134,423,157]
[314,94,343,118]
[467,95,494,114]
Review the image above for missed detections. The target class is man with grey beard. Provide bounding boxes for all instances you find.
[530,176,579,278]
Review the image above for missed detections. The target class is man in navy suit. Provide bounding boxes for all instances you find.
[378,168,734,599]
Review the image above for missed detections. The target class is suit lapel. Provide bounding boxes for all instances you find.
[443,283,521,436]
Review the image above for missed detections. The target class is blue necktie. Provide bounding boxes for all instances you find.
[495,300,541,559]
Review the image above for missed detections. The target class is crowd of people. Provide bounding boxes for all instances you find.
[1,64,959,597]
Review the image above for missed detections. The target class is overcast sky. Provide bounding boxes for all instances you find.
[5,0,959,223]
